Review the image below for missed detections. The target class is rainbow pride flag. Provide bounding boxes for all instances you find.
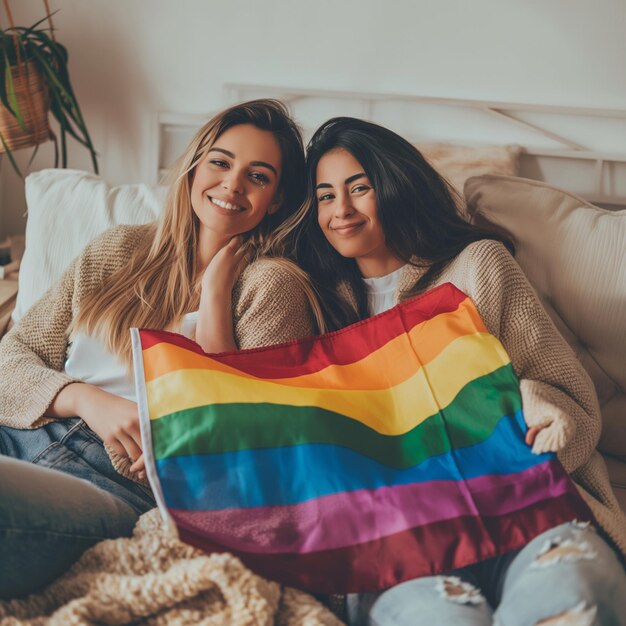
[132,282,591,594]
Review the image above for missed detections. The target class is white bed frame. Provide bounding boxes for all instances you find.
[153,84,626,209]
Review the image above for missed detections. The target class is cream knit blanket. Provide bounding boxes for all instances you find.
[0,509,344,626]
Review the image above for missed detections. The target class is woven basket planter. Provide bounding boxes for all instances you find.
[0,60,49,152]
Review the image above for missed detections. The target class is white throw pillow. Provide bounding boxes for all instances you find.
[464,175,626,461]
[14,169,166,321]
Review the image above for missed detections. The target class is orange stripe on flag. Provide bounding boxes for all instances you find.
[142,298,487,389]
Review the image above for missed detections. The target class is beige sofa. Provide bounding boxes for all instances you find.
[465,174,626,512]
[0,169,624,624]
[4,169,625,514]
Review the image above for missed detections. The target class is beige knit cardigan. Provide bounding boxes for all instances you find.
[338,238,626,563]
[0,223,316,479]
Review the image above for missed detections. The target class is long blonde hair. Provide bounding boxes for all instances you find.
[71,99,326,364]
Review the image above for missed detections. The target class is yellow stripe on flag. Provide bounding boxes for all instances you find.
[146,332,510,434]
[142,298,487,389]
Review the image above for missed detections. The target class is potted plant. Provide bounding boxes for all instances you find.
[0,11,98,176]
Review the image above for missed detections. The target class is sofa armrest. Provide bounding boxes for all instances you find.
[0,310,14,338]
[0,276,19,339]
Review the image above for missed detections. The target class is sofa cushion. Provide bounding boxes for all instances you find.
[15,169,165,321]
[464,175,626,461]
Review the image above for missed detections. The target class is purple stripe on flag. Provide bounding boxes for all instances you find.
[170,459,574,555]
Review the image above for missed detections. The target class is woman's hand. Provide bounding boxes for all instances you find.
[130,453,146,479]
[519,380,576,458]
[525,425,546,447]
[50,383,144,472]
[200,236,247,300]
[525,421,570,454]
[77,386,143,465]
[196,236,248,353]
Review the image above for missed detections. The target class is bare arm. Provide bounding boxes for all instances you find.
[51,382,144,471]
[47,381,84,417]
[195,237,244,353]
[196,291,237,353]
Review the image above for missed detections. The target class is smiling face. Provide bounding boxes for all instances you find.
[190,123,283,243]
[316,148,402,278]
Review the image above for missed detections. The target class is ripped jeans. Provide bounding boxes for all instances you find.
[347,521,626,626]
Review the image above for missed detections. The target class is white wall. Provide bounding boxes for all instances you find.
[1,0,626,238]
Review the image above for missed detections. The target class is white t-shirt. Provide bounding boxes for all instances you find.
[362,265,406,316]
[64,311,199,402]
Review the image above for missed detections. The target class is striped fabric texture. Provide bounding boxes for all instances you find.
[132,282,591,594]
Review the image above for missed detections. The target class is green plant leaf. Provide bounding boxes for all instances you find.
[21,11,61,36]
[38,50,98,172]
[0,13,98,174]
[27,46,66,92]
[0,53,11,113]
[25,133,42,169]
[49,90,89,148]
[59,113,67,167]
[0,129,23,177]
[2,52,27,129]
[48,126,59,168]
[26,29,68,66]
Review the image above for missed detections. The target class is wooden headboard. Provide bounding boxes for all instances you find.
[153,83,626,209]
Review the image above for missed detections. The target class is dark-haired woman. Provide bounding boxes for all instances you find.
[294,117,626,625]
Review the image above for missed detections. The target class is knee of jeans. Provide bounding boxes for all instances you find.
[531,521,598,569]
[531,538,598,569]
[436,576,485,605]
[531,602,598,626]
[494,603,598,626]
[522,521,616,626]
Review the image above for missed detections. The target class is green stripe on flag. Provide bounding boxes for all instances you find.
[151,364,521,469]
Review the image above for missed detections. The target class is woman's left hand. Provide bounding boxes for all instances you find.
[201,236,248,298]
[130,453,146,480]
[196,236,249,353]
[525,425,546,447]
[525,421,571,454]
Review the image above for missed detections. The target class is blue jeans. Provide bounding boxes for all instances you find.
[0,418,155,599]
[347,521,626,625]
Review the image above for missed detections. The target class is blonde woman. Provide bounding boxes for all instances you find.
[0,99,320,599]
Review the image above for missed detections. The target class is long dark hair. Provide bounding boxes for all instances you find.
[295,116,513,329]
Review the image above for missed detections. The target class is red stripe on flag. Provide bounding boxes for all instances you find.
[138,282,470,376]
[176,492,592,594]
